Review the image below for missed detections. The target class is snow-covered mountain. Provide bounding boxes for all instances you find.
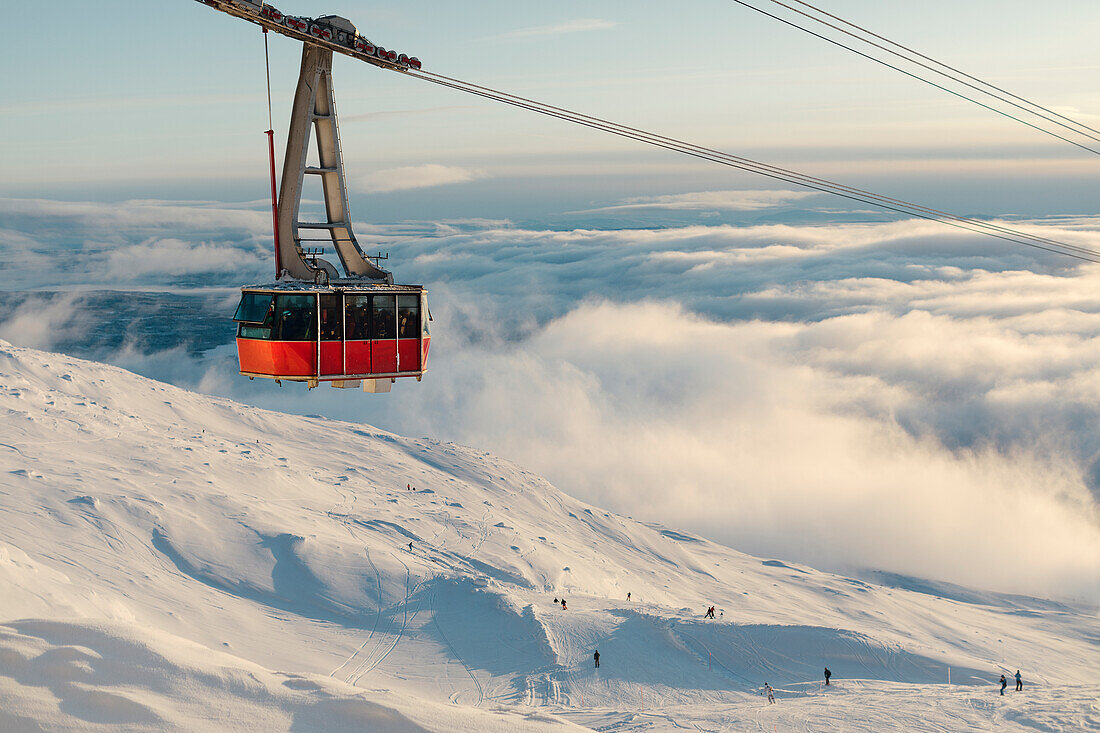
[0,340,1096,732]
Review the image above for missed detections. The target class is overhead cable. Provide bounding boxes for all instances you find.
[729,0,1100,157]
[780,0,1100,140]
[405,68,1100,263]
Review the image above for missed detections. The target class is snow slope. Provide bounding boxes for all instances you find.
[0,340,1096,731]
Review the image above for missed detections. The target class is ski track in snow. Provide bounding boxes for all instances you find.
[0,341,1097,732]
[325,483,387,681]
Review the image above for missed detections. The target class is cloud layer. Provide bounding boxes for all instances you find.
[0,198,271,289]
[394,299,1100,600]
[2,195,1099,601]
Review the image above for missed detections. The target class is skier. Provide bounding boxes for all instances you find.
[561,599,568,610]
[764,683,775,704]
[407,542,413,551]
[1000,674,1007,695]
[626,592,631,601]
[554,598,559,605]
[824,667,832,686]
[704,606,715,619]
[594,650,600,669]
[1015,670,1022,691]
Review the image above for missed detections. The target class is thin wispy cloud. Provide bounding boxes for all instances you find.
[355,164,486,194]
[342,105,475,124]
[574,189,821,213]
[498,18,617,39]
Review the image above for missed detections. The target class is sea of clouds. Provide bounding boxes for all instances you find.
[1,191,1098,602]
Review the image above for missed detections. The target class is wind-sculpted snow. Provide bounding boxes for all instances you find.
[0,620,570,732]
[0,341,1097,731]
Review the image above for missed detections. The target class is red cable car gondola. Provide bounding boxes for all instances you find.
[233,33,429,393]
[234,284,429,392]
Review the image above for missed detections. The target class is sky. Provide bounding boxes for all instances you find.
[6,0,1100,208]
[3,0,1100,601]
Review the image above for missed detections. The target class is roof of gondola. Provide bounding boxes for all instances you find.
[242,280,425,292]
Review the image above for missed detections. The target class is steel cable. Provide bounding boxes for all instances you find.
[414,69,1099,258]
[729,0,1100,157]
[754,0,1100,145]
[404,69,1100,263]
[780,0,1100,140]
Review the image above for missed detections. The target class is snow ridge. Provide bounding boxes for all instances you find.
[0,341,1096,731]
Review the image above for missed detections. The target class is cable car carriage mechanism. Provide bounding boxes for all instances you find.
[232,19,429,393]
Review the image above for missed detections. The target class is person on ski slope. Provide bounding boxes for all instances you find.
[764,683,775,703]
[824,667,832,685]
[1015,670,1022,691]
[1000,675,1007,695]
[561,599,567,610]
[594,650,600,669]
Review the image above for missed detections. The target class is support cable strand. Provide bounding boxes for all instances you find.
[756,0,1100,145]
[414,69,1096,255]
[408,71,1097,260]
[781,0,1100,139]
[407,69,1100,261]
[728,0,1100,156]
[264,27,274,130]
[262,26,282,277]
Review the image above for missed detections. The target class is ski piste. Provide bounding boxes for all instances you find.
[0,340,1095,731]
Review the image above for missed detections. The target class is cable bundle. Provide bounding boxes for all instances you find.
[733,0,1100,156]
[406,68,1100,263]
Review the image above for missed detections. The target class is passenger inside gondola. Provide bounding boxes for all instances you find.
[346,296,371,340]
[373,295,395,339]
[397,295,418,338]
[319,294,342,340]
[273,294,315,341]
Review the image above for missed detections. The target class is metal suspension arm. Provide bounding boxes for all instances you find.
[193,1,421,73]
[276,44,391,282]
